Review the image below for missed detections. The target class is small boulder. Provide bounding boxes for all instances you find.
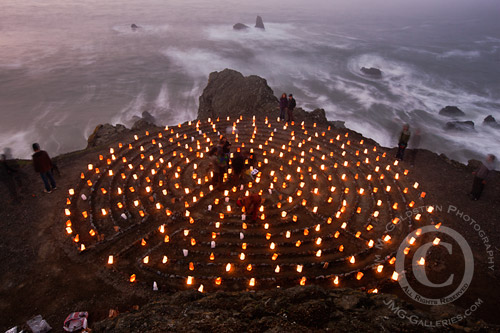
[444,120,475,132]
[233,23,249,30]
[255,16,265,29]
[360,67,382,77]
[131,24,139,30]
[439,106,465,117]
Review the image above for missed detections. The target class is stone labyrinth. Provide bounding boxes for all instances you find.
[63,117,436,292]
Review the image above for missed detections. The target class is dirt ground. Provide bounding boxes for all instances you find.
[0,128,499,332]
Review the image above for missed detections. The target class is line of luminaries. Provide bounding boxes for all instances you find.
[63,116,437,292]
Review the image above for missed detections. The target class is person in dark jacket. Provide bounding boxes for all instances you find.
[287,94,296,123]
[396,124,411,160]
[32,143,57,193]
[470,154,496,200]
[278,93,288,122]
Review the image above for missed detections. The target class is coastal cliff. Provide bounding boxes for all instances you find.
[0,70,499,332]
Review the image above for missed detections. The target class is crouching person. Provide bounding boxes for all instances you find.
[236,194,262,221]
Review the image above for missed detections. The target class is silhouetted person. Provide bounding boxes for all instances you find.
[231,151,247,182]
[278,93,288,122]
[208,146,228,187]
[287,94,296,123]
[219,136,231,155]
[236,194,262,221]
[0,154,19,201]
[32,143,57,193]
[408,128,421,166]
[396,124,411,160]
[470,154,496,200]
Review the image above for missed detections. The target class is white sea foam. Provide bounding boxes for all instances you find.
[439,50,481,59]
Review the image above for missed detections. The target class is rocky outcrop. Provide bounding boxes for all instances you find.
[255,16,265,29]
[198,69,338,126]
[439,106,465,117]
[483,115,500,128]
[87,123,127,148]
[233,23,249,30]
[198,69,278,120]
[444,120,475,132]
[361,67,382,77]
[92,286,493,332]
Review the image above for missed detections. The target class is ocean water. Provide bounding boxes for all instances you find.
[1,0,499,163]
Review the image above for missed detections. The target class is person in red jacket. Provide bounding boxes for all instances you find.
[32,143,57,193]
[236,194,262,221]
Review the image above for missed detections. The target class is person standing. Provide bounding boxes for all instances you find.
[470,154,496,200]
[32,143,57,193]
[396,124,411,160]
[278,93,288,122]
[408,128,422,167]
[287,94,296,123]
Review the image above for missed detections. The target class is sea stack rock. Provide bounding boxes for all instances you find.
[197,69,331,125]
[233,23,250,30]
[444,120,475,132]
[255,16,265,29]
[483,115,500,128]
[360,67,382,77]
[439,106,465,117]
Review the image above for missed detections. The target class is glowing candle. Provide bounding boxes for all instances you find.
[300,277,306,286]
[143,256,149,264]
[187,276,193,285]
[130,274,136,283]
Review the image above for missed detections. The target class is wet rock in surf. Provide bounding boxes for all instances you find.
[360,67,382,77]
[255,16,265,29]
[233,23,250,30]
[483,115,500,128]
[439,106,465,117]
[444,120,475,132]
[131,24,139,30]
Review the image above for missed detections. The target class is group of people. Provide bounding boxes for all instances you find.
[394,123,496,201]
[278,93,296,123]
[206,135,262,221]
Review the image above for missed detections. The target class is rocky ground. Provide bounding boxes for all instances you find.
[1,69,499,332]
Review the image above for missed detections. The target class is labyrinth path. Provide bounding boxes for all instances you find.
[63,116,436,292]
